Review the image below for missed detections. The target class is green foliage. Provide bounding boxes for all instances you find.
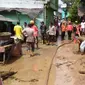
[62,0,80,22]
[68,0,80,22]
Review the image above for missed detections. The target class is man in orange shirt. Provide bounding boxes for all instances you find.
[61,21,67,40]
[67,21,73,40]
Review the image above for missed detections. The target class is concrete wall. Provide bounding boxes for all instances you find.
[0,10,31,27]
[0,10,44,33]
[46,7,54,28]
[50,0,58,10]
[43,0,58,28]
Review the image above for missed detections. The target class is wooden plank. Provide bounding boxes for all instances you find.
[3,44,13,48]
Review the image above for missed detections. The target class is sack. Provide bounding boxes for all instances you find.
[11,44,21,57]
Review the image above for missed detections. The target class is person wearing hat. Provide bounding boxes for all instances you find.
[30,20,39,49]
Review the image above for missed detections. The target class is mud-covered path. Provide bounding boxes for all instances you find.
[53,42,85,85]
[0,40,85,85]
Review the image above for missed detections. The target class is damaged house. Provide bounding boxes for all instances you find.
[0,0,58,32]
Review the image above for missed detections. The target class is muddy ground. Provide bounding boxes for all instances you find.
[0,41,85,85]
[53,41,85,85]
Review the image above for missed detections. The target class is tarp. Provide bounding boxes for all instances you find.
[0,15,18,22]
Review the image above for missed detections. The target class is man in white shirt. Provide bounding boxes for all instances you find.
[47,22,56,45]
[80,40,85,53]
[81,20,85,35]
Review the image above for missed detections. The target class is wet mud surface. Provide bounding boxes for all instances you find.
[54,42,85,85]
[0,41,85,85]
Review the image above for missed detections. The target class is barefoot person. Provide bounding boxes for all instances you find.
[22,24,35,56]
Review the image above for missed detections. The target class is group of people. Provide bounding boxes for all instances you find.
[13,20,60,56]
[60,20,81,41]
[14,20,38,56]
[40,19,85,54]
[13,19,85,56]
[60,19,85,41]
[40,20,81,45]
[40,21,59,45]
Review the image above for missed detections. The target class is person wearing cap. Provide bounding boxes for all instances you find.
[30,20,39,49]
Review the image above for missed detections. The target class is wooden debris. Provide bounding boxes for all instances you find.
[0,71,17,81]
[29,79,39,82]
[79,71,85,74]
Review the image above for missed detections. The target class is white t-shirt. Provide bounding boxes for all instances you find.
[22,27,34,42]
[80,40,85,53]
[81,22,85,29]
[48,25,56,35]
[23,27,34,36]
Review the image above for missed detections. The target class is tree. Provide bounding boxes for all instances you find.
[68,0,80,22]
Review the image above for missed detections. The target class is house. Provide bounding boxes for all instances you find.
[0,0,58,32]
[44,0,58,27]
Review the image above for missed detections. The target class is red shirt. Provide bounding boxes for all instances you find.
[31,25,38,37]
[67,24,73,31]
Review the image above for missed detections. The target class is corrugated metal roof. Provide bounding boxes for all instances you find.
[0,8,43,19]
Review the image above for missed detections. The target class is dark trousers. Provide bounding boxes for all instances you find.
[41,33,46,44]
[56,30,59,41]
[68,31,72,40]
[35,36,38,49]
[27,42,35,52]
[61,31,65,40]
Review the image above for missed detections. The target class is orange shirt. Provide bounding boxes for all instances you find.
[61,24,66,32]
[67,24,73,31]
